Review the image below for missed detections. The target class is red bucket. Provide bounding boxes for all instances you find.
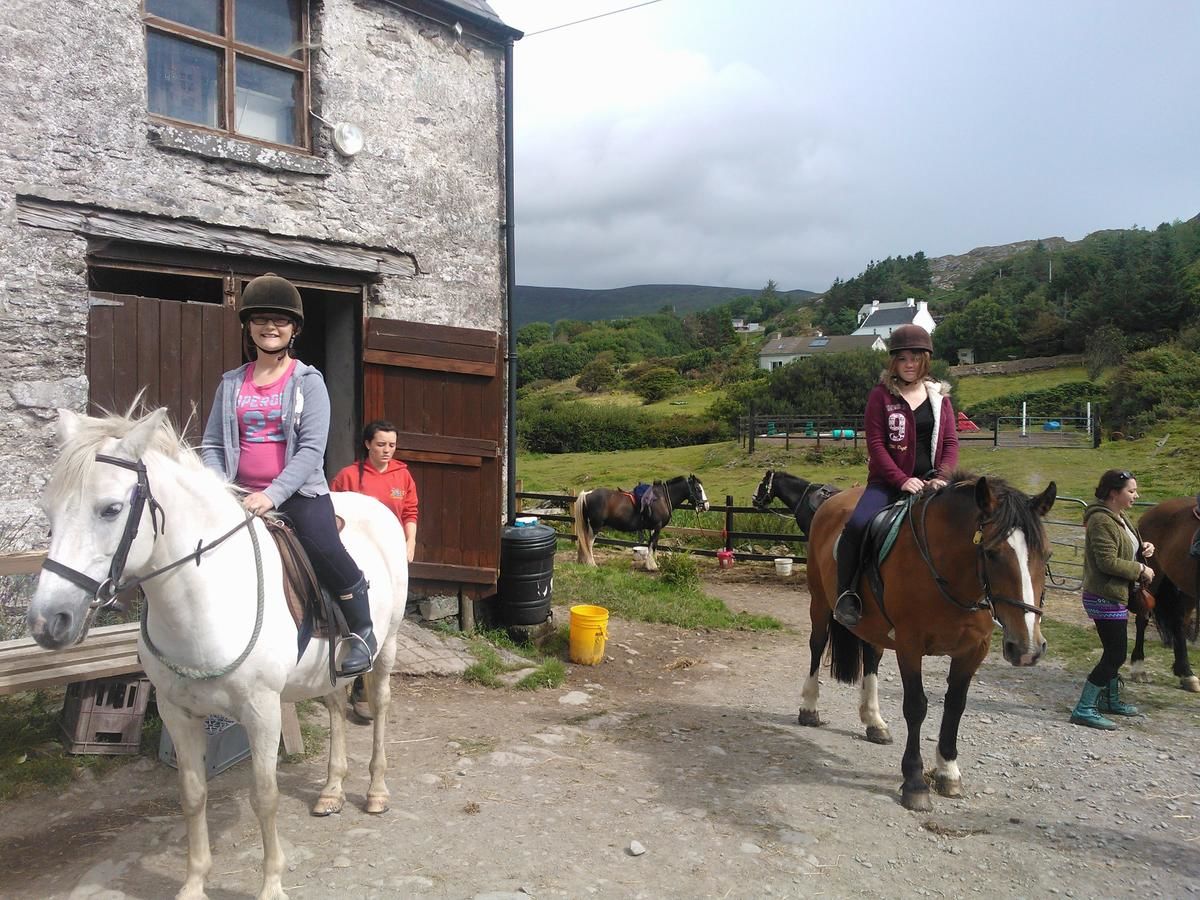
[716,549,735,569]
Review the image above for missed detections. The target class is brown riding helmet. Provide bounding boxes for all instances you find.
[888,323,932,354]
[238,274,304,328]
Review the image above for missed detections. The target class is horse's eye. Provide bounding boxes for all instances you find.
[100,502,124,520]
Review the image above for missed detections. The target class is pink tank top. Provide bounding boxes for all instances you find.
[235,360,296,491]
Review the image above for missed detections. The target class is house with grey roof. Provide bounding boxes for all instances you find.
[758,334,887,370]
[853,298,936,337]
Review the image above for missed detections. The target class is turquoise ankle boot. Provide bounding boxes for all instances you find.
[1098,676,1139,716]
[1070,681,1117,730]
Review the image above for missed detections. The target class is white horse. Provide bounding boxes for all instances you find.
[26,408,408,900]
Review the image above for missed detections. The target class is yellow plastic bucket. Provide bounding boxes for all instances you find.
[569,604,610,665]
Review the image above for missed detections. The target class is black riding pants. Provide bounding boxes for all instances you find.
[278,492,362,594]
[1087,618,1128,686]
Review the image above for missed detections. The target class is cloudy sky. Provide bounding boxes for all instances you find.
[484,0,1199,293]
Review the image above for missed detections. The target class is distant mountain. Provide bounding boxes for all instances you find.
[513,283,818,328]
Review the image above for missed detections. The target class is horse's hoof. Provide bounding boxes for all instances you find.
[175,884,209,900]
[311,794,344,817]
[797,709,821,727]
[902,788,933,812]
[365,793,390,815]
[865,725,893,745]
[933,775,963,798]
[1129,669,1153,684]
[1181,676,1200,693]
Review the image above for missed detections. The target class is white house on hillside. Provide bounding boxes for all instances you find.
[854,298,936,338]
[759,333,886,370]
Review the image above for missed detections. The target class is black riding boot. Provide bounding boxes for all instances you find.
[337,576,377,678]
[832,533,863,627]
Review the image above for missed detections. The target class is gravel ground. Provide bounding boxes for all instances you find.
[1,570,1199,899]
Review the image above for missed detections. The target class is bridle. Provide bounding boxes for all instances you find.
[908,489,1046,620]
[40,452,265,679]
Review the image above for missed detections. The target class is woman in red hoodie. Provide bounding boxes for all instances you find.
[833,324,959,627]
[332,420,419,717]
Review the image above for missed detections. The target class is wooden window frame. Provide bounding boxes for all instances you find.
[142,0,312,152]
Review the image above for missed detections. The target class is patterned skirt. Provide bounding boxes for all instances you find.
[1082,590,1128,622]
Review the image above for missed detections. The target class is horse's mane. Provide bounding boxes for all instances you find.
[944,470,1047,555]
[46,408,210,507]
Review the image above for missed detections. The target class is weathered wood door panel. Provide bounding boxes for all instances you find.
[87,292,241,443]
[363,318,503,591]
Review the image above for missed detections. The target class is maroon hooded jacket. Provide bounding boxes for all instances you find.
[864,379,959,490]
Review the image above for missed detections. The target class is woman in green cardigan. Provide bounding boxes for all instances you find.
[1072,469,1156,729]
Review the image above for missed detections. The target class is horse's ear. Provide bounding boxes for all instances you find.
[1030,481,1057,518]
[115,407,169,459]
[974,476,997,515]
[56,408,83,447]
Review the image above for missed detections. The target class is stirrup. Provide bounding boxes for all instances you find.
[833,590,863,627]
[336,633,375,678]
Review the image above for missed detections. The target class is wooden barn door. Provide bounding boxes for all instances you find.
[363,318,504,594]
[87,292,242,443]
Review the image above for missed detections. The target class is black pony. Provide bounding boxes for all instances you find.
[573,475,710,572]
[751,469,841,537]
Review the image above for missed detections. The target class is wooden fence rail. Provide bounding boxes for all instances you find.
[517,492,809,563]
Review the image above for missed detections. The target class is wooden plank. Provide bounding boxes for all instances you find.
[0,655,143,696]
[17,196,417,277]
[180,303,206,443]
[136,296,161,409]
[399,449,481,468]
[363,348,496,377]
[87,295,117,416]
[112,293,139,411]
[0,622,140,654]
[367,318,498,350]
[391,431,497,457]
[280,702,304,755]
[0,550,46,576]
[159,298,183,427]
[409,561,498,584]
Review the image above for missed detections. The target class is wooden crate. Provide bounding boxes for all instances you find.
[60,676,151,755]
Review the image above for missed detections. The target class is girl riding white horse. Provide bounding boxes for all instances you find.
[27,406,407,900]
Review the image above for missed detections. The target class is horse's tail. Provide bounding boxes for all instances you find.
[827,619,863,684]
[1152,577,1194,648]
[574,490,593,563]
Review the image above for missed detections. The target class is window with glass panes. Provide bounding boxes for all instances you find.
[144,0,310,149]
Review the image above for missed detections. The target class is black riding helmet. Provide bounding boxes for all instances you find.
[238,274,304,328]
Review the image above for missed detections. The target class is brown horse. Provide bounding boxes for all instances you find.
[573,475,710,572]
[803,473,1056,811]
[1132,498,1200,692]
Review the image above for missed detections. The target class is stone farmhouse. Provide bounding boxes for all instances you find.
[758,333,886,371]
[0,0,521,619]
[853,298,936,338]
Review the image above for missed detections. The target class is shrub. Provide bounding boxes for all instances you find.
[631,366,683,403]
[964,381,1105,421]
[657,551,699,587]
[1107,344,1200,430]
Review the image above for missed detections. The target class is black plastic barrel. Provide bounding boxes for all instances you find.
[497,523,556,625]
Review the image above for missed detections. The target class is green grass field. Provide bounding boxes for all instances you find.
[952,366,1094,408]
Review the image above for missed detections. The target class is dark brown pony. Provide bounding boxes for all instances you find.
[573,475,710,572]
[803,473,1056,811]
[1132,498,1200,692]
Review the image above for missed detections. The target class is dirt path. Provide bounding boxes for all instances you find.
[2,575,1199,899]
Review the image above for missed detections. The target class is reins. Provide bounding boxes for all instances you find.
[42,452,266,679]
[908,488,1046,620]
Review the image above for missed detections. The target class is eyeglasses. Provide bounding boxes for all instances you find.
[247,315,294,327]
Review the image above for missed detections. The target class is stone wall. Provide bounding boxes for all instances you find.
[0,0,511,541]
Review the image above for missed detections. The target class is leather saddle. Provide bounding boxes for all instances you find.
[835,494,917,611]
[262,516,346,676]
[794,483,840,537]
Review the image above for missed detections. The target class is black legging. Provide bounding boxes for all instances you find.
[1087,618,1128,686]
[278,492,362,594]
